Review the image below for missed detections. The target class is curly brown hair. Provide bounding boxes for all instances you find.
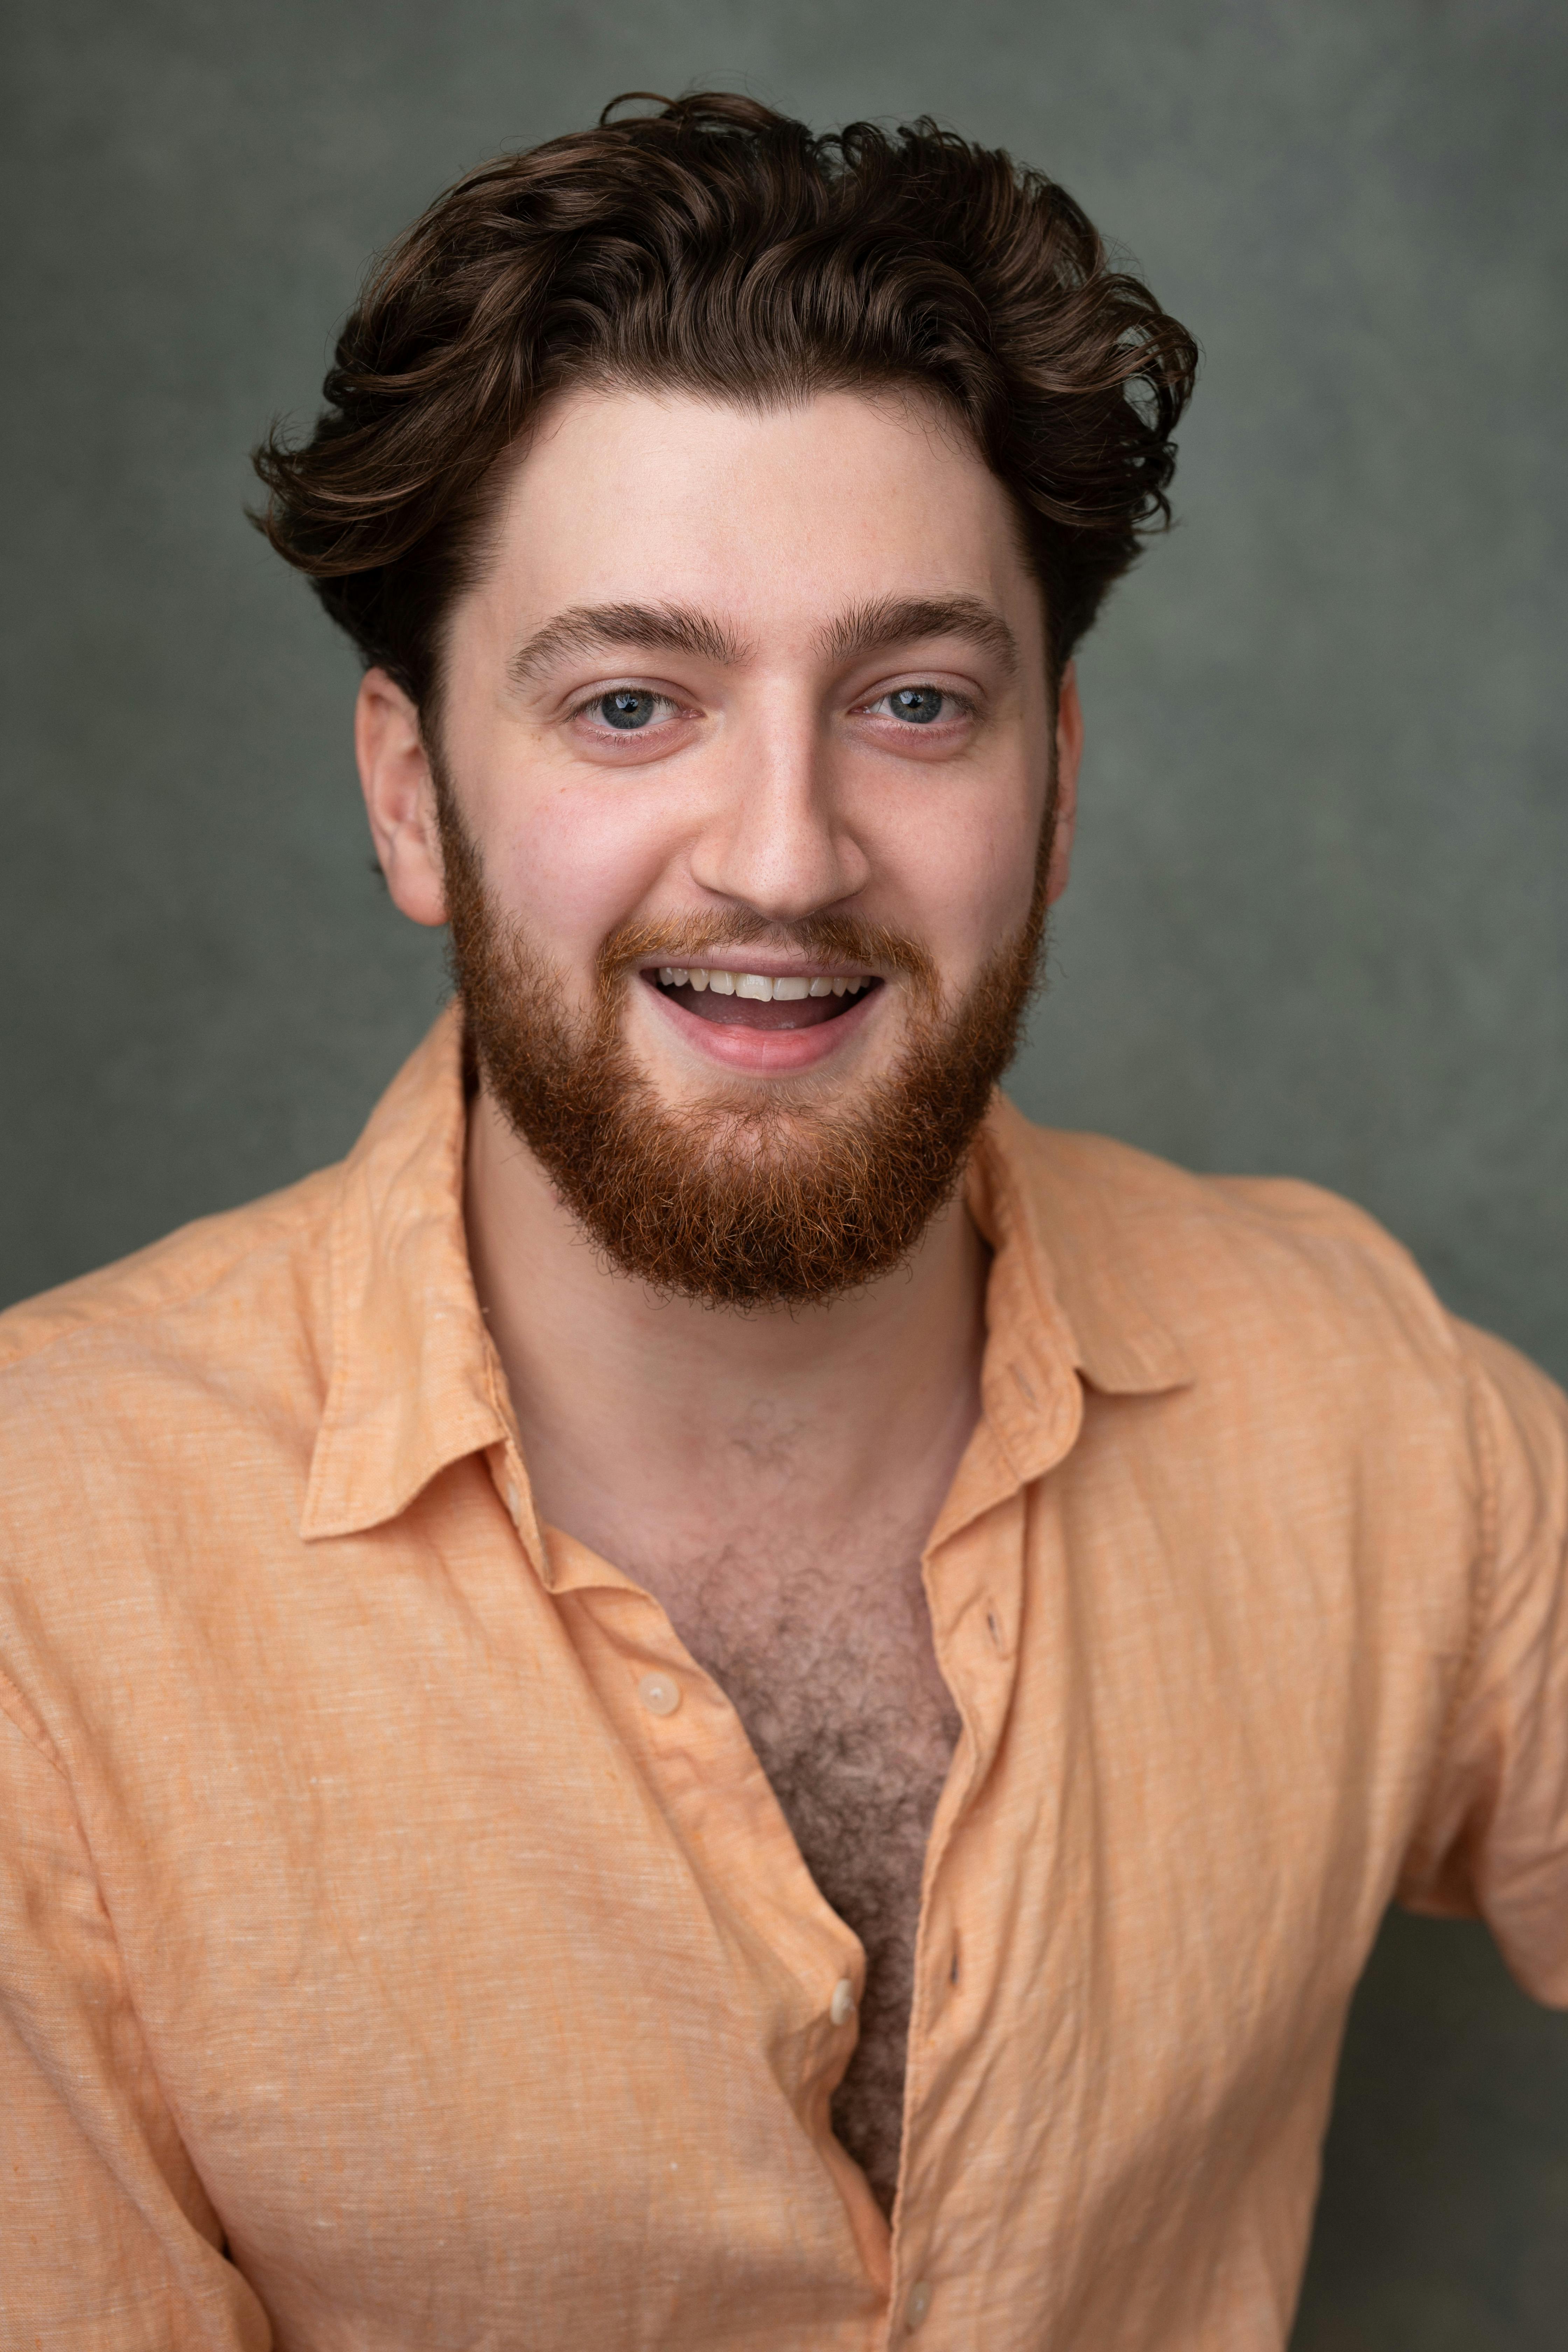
[253,91,1198,714]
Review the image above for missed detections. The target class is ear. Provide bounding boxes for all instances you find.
[1044,660,1082,906]
[355,669,449,927]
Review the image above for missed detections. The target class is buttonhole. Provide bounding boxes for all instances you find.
[949,1945,960,1988]
[986,1608,1003,1651]
[1010,1362,1038,1406]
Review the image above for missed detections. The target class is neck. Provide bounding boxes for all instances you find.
[463,1085,989,1587]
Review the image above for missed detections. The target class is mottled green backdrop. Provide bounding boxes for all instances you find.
[4,1,1565,2339]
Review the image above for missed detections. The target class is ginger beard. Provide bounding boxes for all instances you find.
[440,785,1054,1309]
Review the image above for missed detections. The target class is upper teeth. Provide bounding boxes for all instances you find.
[656,969,867,1000]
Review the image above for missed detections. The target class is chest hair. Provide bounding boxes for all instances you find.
[670,1541,961,2219]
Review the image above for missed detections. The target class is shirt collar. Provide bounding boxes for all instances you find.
[301,1013,1191,1545]
[971,1096,1193,1405]
[924,1099,1192,1534]
[301,1008,510,1543]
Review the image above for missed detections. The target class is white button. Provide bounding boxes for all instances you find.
[905,2280,932,2330]
[637,1672,681,1718]
[830,1977,856,2027]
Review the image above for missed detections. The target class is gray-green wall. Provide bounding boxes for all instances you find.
[4,2,1565,2339]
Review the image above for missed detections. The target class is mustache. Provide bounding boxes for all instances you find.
[595,911,939,992]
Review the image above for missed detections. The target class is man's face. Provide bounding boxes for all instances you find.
[360,384,1080,1304]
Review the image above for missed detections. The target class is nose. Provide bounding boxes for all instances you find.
[687,698,870,922]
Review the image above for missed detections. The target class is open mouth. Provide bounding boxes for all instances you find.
[642,966,883,1031]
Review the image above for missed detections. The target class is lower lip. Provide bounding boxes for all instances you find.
[640,978,879,1073]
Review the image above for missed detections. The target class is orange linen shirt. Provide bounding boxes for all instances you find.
[2,1010,1567,2352]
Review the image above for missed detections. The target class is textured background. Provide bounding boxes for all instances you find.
[3,1,1565,2338]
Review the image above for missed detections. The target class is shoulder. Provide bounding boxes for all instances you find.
[0,1164,342,1466]
[0,1167,346,1716]
[996,1105,1568,1590]
[993,1099,1463,1393]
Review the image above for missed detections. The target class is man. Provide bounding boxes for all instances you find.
[0,90,1563,2351]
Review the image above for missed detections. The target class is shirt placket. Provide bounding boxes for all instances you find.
[482,1299,1087,2345]
[882,1348,1085,2344]
[483,1435,893,2292]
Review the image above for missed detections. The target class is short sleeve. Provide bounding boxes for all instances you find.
[0,1680,271,2349]
[1398,1322,1568,2006]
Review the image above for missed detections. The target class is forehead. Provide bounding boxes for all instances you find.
[470,384,1043,658]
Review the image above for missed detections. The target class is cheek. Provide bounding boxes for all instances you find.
[483,782,682,964]
[867,770,1043,974]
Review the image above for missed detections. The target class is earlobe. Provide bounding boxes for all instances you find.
[1045,660,1082,906]
[354,670,449,928]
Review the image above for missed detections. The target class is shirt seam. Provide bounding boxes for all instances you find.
[1431,1336,1502,1769]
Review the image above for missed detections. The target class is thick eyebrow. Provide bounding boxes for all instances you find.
[816,594,1018,678]
[506,601,752,690]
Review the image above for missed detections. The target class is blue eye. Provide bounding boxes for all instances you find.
[887,687,947,724]
[596,690,662,730]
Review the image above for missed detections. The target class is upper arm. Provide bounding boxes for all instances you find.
[1398,1324,1568,2006]
[0,1680,270,2350]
